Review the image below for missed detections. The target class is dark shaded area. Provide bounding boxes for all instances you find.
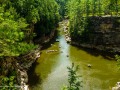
[55,0,69,18]
[41,30,59,50]
[27,61,42,87]
[72,44,116,60]
[33,19,59,42]
[28,29,60,88]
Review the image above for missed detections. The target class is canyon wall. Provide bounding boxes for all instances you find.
[71,16,120,53]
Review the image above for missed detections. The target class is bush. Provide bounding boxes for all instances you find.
[62,63,82,90]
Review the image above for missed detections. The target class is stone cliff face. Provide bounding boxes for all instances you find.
[16,47,41,90]
[71,16,120,53]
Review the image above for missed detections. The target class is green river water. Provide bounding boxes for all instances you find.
[28,21,120,90]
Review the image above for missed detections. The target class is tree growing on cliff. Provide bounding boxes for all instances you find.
[66,0,88,41]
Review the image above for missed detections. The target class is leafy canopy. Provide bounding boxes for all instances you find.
[0,5,35,56]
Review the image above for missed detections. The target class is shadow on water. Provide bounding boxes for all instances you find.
[41,30,60,50]
[72,44,115,60]
[27,61,42,87]
[28,30,61,88]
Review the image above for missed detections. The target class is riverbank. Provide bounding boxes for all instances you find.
[15,29,57,90]
[23,30,56,90]
[62,18,120,90]
[63,17,120,54]
[16,47,41,90]
[62,20,71,43]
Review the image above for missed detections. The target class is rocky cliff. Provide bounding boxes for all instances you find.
[71,16,120,53]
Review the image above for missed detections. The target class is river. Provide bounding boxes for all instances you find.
[28,20,120,90]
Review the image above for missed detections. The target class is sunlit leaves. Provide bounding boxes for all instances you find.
[0,76,17,90]
[0,5,35,56]
[0,0,60,56]
[66,0,86,38]
[66,0,120,41]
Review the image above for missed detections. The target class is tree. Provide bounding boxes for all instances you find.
[0,0,60,88]
[115,55,120,70]
[92,0,97,16]
[10,0,60,40]
[0,5,35,56]
[56,0,69,18]
[86,0,90,17]
[62,63,82,90]
[98,0,102,16]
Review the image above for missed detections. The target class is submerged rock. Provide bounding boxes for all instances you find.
[46,50,58,53]
[59,46,61,48]
[87,64,92,68]
[61,51,63,53]
[112,82,120,90]
[66,55,69,57]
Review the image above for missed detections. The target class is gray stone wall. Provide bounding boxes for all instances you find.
[72,16,120,53]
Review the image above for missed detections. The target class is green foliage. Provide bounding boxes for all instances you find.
[1,0,60,40]
[115,55,120,69]
[66,0,120,42]
[10,0,40,23]
[66,0,88,41]
[0,76,18,90]
[56,0,68,18]
[0,0,60,56]
[11,0,60,29]
[0,0,60,88]
[66,0,120,17]
[0,5,36,56]
[62,63,82,90]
